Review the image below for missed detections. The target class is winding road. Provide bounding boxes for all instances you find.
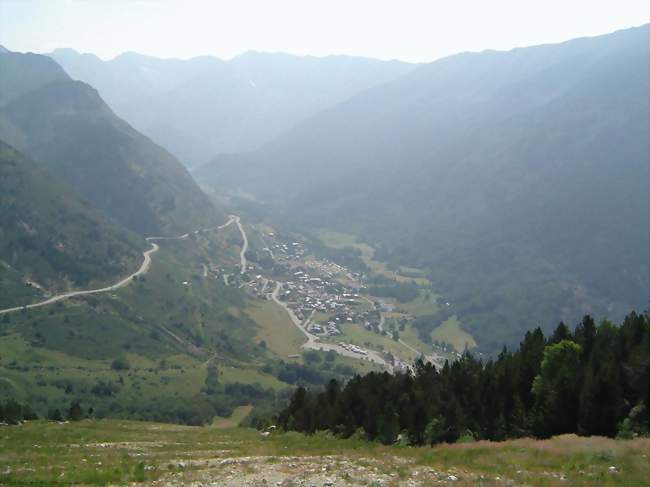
[0,212,435,371]
[0,243,160,316]
[231,215,248,274]
[0,216,236,316]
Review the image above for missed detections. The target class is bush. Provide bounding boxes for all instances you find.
[303,350,322,364]
[111,357,131,371]
[68,400,83,421]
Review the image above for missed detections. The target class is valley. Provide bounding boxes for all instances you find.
[0,12,648,485]
[0,201,460,423]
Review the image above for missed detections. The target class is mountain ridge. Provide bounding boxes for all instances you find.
[196,24,650,351]
[0,51,225,236]
[48,49,417,166]
[0,139,145,306]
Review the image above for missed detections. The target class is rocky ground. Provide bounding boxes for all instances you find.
[151,454,560,486]
[2,420,647,486]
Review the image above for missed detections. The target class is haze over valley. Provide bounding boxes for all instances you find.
[0,2,648,484]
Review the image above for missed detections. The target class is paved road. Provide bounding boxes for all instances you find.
[0,243,159,316]
[230,215,248,274]
[0,216,236,315]
[271,282,390,370]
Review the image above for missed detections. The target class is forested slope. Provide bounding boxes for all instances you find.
[0,141,144,306]
[0,51,225,235]
[280,312,650,443]
[199,25,650,350]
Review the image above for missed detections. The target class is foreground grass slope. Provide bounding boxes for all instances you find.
[1,419,648,486]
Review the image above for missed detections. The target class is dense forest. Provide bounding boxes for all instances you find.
[279,312,649,444]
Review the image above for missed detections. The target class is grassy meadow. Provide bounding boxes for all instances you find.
[0,419,648,486]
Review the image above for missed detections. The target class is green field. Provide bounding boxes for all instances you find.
[246,299,306,357]
[394,291,440,316]
[317,230,430,285]
[0,330,284,419]
[328,323,419,361]
[431,315,477,351]
[1,419,648,486]
[383,290,477,352]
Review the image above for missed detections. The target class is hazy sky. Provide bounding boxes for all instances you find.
[1,0,648,62]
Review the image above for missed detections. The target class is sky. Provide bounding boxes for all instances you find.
[1,0,648,63]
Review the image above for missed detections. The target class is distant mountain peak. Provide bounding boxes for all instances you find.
[51,47,79,55]
[49,48,104,64]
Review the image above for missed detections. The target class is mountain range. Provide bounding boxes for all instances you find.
[1,26,647,353]
[197,25,650,349]
[0,50,224,236]
[48,49,415,167]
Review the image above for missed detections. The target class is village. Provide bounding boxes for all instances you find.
[201,223,446,372]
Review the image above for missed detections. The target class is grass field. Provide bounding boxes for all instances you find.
[394,291,440,317]
[0,330,284,422]
[246,299,306,357]
[317,231,430,286]
[329,323,420,361]
[383,290,477,352]
[1,419,648,486]
[431,315,477,351]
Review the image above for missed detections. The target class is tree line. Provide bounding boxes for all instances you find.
[278,312,649,444]
[0,399,85,425]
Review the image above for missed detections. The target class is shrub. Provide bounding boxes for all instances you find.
[111,356,131,371]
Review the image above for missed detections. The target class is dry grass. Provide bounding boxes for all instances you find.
[246,299,306,357]
[1,421,648,486]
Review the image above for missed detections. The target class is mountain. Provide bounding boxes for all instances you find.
[0,51,224,235]
[48,49,416,166]
[0,140,144,306]
[197,25,650,350]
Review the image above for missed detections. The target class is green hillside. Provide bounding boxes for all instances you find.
[0,141,144,307]
[0,220,369,424]
[0,51,225,235]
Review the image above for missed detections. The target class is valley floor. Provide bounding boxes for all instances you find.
[1,419,648,486]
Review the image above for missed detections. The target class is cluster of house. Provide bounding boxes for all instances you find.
[269,239,306,260]
[279,267,381,337]
[245,275,271,297]
[307,321,341,336]
[302,258,364,288]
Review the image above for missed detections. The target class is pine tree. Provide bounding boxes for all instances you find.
[68,400,83,421]
[550,322,571,343]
